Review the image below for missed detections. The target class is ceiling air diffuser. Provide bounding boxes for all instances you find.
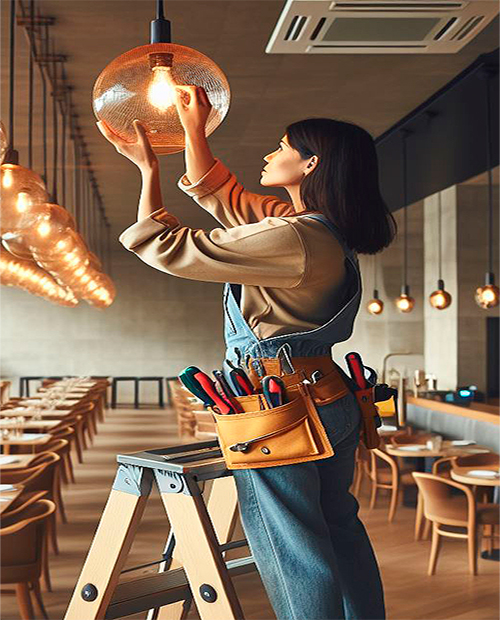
[266,1,499,54]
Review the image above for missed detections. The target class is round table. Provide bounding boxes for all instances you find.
[385,441,491,459]
[385,442,492,507]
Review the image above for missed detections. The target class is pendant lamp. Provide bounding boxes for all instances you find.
[475,66,499,309]
[1,0,49,238]
[395,129,415,313]
[367,254,384,315]
[92,0,230,154]
[429,191,452,310]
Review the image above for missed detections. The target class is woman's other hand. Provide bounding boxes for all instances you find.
[96,119,159,173]
[174,85,212,138]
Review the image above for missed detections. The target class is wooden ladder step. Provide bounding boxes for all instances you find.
[106,556,256,619]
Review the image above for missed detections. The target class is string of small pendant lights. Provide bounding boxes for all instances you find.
[0,0,115,308]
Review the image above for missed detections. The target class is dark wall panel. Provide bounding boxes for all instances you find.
[376,49,499,212]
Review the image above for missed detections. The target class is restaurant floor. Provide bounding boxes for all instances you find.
[2,404,498,620]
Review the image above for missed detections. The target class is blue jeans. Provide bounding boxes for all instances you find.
[232,391,385,620]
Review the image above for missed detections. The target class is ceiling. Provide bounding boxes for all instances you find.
[1,0,499,243]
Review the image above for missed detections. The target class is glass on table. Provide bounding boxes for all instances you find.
[1,428,12,440]
[426,435,443,451]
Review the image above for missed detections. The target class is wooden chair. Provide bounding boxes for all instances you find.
[415,457,455,541]
[1,499,56,619]
[1,453,62,558]
[49,426,77,483]
[365,447,417,522]
[412,472,499,575]
[33,439,70,522]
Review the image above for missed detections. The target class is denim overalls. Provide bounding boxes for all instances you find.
[222,214,386,620]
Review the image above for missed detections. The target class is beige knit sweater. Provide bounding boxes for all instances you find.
[119,157,346,339]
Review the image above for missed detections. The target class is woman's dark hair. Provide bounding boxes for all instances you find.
[286,117,397,254]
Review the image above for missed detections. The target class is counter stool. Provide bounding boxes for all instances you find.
[137,377,164,408]
[111,377,138,409]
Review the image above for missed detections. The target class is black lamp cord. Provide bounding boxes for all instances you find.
[402,130,409,292]
[27,0,34,170]
[7,0,17,163]
[485,73,493,276]
[437,191,442,283]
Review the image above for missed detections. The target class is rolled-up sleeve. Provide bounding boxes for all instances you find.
[119,207,307,288]
[177,158,295,228]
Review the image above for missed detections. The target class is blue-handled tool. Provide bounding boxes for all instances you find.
[262,375,286,408]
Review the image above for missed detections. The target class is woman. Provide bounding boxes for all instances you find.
[97,84,396,620]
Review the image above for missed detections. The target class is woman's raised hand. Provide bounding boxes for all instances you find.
[96,119,159,172]
[174,85,212,138]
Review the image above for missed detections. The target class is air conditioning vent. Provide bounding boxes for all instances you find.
[266,0,498,54]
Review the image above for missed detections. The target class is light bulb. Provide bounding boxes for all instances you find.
[475,273,500,309]
[148,65,176,111]
[367,299,384,315]
[37,221,52,237]
[16,191,32,213]
[475,284,500,309]
[2,167,13,188]
[395,294,415,313]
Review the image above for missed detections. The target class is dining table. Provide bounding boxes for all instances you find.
[0,433,52,455]
[0,419,63,432]
[0,453,39,470]
[0,483,25,515]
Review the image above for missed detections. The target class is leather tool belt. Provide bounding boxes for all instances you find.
[212,355,361,470]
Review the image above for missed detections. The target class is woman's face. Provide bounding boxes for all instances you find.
[260,134,310,187]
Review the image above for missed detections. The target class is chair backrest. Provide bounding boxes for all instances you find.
[1,452,60,499]
[454,452,499,468]
[432,456,454,477]
[366,448,398,481]
[1,490,48,519]
[412,472,475,524]
[40,437,70,455]
[1,499,56,583]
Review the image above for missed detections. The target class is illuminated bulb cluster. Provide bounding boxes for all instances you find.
[0,250,77,306]
[0,164,115,308]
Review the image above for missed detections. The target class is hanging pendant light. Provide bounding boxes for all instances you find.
[429,191,452,310]
[475,66,499,309]
[395,129,415,313]
[1,0,49,238]
[92,0,230,155]
[367,254,384,315]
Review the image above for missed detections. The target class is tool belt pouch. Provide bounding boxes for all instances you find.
[211,382,334,470]
[354,387,381,450]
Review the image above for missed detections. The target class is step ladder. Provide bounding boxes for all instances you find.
[64,440,256,620]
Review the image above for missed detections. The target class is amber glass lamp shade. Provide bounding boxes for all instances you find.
[92,43,230,155]
[0,164,49,235]
[429,280,452,310]
[367,289,384,315]
[23,203,76,251]
[475,273,499,309]
[1,236,33,260]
